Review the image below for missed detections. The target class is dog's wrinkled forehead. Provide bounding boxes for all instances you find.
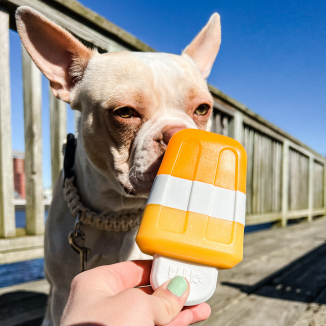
[77,51,210,111]
[130,52,204,84]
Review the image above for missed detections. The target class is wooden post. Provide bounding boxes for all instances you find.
[214,113,221,134]
[324,160,326,216]
[222,116,229,136]
[233,111,244,144]
[0,9,15,238]
[281,140,290,227]
[50,88,67,188]
[307,155,314,222]
[74,110,81,138]
[22,46,44,235]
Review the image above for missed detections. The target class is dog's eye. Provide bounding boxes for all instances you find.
[194,104,210,116]
[115,107,136,118]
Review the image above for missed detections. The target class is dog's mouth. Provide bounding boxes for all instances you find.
[120,184,137,196]
[120,154,164,197]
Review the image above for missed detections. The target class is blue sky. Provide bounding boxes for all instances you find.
[9,0,326,188]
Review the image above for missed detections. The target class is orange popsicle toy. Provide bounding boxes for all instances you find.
[136,129,247,305]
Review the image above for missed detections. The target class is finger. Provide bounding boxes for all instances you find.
[149,276,190,326]
[138,286,154,294]
[166,309,193,326]
[108,260,152,289]
[182,303,211,324]
[80,260,152,294]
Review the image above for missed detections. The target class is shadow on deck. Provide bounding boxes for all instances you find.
[1,218,326,326]
[222,243,326,305]
[0,291,47,326]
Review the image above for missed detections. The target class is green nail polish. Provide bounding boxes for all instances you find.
[167,276,188,297]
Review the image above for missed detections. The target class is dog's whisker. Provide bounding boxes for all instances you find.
[96,167,110,185]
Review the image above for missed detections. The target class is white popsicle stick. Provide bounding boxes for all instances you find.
[150,254,218,306]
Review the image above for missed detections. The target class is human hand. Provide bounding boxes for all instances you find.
[61,260,211,326]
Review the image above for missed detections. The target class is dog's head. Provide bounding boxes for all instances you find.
[16,7,221,197]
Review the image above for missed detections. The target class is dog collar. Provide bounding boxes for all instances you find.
[64,176,144,232]
[62,134,144,232]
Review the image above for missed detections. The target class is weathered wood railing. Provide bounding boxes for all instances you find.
[0,0,325,263]
[210,85,326,226]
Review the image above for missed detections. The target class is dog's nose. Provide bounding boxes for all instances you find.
[162,125,187,145]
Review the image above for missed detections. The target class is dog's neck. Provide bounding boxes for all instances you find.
[73,134,147,216]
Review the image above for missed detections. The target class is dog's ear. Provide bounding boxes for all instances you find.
[182,13,221,79]
[16,6,94,103]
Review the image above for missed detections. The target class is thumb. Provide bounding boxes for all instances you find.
[150,276,190,326]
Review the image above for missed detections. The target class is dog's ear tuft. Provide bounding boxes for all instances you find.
[182,13,221,79]
[16,6,94,103]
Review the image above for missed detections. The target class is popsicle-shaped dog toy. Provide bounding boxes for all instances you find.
[136,129,247,305]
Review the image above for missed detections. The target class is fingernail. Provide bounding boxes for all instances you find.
[167,276,188,297]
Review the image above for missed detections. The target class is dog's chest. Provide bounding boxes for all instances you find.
[83,225,149,267]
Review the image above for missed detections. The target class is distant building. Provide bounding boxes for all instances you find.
[13,151,25,199]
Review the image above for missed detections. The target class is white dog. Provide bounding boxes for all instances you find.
[16,6,221,326]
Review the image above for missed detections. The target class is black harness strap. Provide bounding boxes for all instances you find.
[63,133,77,187]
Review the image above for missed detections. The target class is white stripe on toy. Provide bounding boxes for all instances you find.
[147,174,246,226]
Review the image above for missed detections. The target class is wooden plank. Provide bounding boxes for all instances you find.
[22,46,44,235]
[0,234,44,265]
[214,113,221,135]
[74,110,81,137]
[0,287,48,326]
[5,0,154,51]
[243,115,284,143]
[0,235,44,264]
[10,0,129,52]
[0,219,325,326]
[205,243,326,326]
[209,84,325,162]
[14,199,51,212]
[292,286,326,326]
[48,0,154,51]
[246,209,325,225]
[0,279,49,296]
[248,128,255,214]
[277,143,283,212]
[262,135,268,213]
[257,133,262,213]
[200,221,326,324]
[49,89,66,188]
[324,159,326,213]
[0,280,49,326]
[244,126,253,215]
[243,217,326,253]
[233,111,243,144]
[252,132,259,214]
[200,219,326,325]
[282,140,289,227]
[287,208,325,219]
[213,100,235,117]
[222,115,228,136]
[0,235,44,251]
[0,247,44,264]
[0,9,16,238]
[246,212,282,225]
[313,160,324,209]
[273,142,279,211]
[267,137,272,212]
[308,155,314,222]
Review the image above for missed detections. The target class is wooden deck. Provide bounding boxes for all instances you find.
[1,218,326,326]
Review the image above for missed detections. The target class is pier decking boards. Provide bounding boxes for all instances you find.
[0,218,325,326]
